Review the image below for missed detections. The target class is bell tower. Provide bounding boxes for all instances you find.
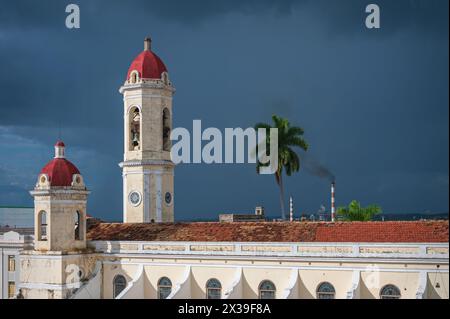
[20,141,95,299]
[30,141,89,252]
[119,37,175,223]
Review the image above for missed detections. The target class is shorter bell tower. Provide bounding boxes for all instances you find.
[30,141,89,252]
[20,141,96,299]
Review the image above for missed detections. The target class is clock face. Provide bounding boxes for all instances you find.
[129,191,141,206]
[165,192,172,205]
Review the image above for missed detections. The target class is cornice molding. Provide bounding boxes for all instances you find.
[30,189,90,196]
[119,159,175,168]
[119,81,176,94]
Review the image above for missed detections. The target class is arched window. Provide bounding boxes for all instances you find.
[259,280,276,299]
[129,107,141,151]
[317,282,336,299]
[162,72,169,84]
[162,108,171,151]
[129,71,138,84]
[74,211,82,240]
[38,211,48,241]
[380,285,401,299]
[206,278,222,299]
[158,277,172,299]
[113,275,127,298]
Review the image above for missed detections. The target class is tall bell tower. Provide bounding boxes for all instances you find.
[119,37,175,223]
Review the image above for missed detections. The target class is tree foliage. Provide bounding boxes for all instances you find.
[337,200,382,221]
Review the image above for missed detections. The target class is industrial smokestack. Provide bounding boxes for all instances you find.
[331,181,336,222]
[289,196,294,222]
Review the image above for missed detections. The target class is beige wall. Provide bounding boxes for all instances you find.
[190,266,238,299]
[242,267,292,299]
[143,265,188,299]
[96,254,448,300]
[123,87,173,162]
[123,166,174,223]
[298,270,354,299]
[102,263,140,299]
[32,178,88,252]
[360,271,420,299]
[20,240,449,299]
[121,80,175,223]
[19,252,97,299]
[426,272,449,299]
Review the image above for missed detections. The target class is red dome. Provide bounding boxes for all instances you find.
[40,158,80,187]
[127,50,167,80]
[55,140,65,147]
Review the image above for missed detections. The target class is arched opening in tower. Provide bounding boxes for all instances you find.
[129,107,141,151]
[163,108,171,151]
[74,211,82,240]
[38,211,48,241]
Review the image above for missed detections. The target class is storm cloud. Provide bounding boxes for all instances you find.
[0,0,448,221]
[1,0,448,31]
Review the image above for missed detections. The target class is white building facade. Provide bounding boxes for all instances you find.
[77,239,447,299]
[0,231,33,299]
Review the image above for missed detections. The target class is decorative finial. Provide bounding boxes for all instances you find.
[144,37,152,51]
[54,141,66,159]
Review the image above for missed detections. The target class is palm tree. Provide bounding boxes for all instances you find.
[255,115,308,220]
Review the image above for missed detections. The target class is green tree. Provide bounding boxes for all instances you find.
[255,115,308,220]
[337,200,382,221]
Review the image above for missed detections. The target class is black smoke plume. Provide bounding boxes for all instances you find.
[300,151,335,182]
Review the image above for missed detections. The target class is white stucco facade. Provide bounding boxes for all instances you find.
[0,231,33,299]
[19,240,442,299]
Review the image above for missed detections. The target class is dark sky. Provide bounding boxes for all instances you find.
[0,0,448,221]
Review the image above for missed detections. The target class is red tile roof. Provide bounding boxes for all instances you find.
[127,50,167,80]
[39,141,80,187]
[86,221,449,243]
[40,158,80,187]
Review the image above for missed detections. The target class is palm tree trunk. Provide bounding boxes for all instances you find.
[277,173,286,220]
